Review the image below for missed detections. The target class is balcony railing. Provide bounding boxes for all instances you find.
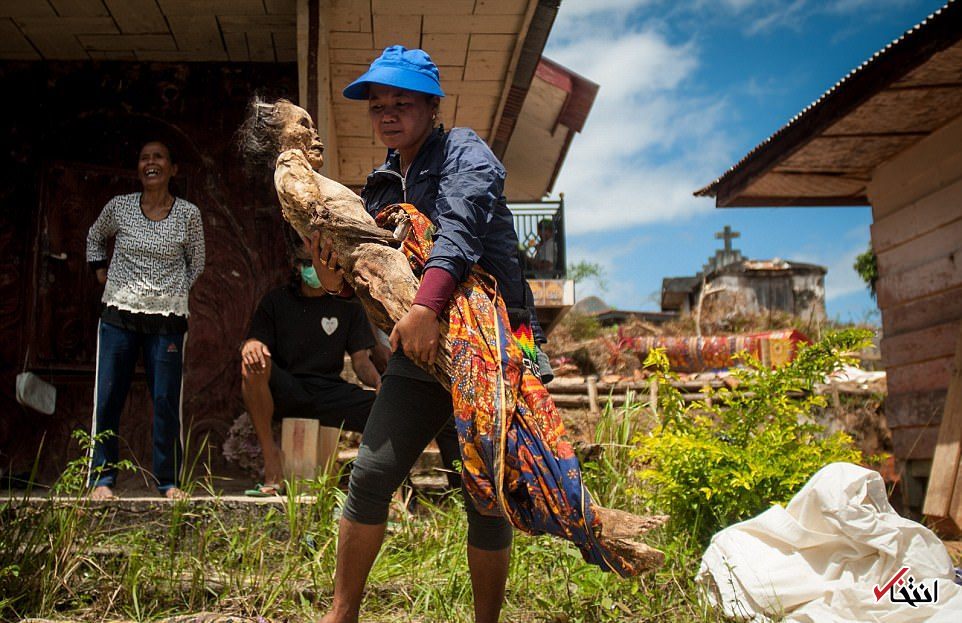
[510,197,566,280]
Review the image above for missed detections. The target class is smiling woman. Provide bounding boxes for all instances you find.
[84,139,206,501]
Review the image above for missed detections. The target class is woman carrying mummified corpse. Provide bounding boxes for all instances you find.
[240,46,665,623]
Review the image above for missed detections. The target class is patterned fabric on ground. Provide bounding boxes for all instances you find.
[376,203,636,576]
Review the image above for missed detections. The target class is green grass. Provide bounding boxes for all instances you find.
[0,408,728,623]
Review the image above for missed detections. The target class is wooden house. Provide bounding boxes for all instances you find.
[0,0,592,484]
[696,1,962,524]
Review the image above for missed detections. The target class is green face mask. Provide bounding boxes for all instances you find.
[300,264,322,289]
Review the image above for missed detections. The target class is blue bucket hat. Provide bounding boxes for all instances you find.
[343,45,445,100]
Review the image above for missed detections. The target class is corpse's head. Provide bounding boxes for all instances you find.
[239,98,325,170]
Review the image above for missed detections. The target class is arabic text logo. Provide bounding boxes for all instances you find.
[873,566,939,608]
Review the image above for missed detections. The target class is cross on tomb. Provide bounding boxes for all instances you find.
[715,225,740,253]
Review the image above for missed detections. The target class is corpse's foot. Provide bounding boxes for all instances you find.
[90,485,117,501]
[165,487,189,500]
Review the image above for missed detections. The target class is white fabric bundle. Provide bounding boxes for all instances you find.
[697,462,962,622]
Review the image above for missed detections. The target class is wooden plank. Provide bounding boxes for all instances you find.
[886,356,954,394]
[440,64,464,81]
[281,418,339,479]
[422,14,523,34]
[86,49,135,59]
[372,13,420,50]
[871,180,962,254]
[330,0,371,33]
[876,216,962,277]
[331,47,379,65]
[223,31,248,61]
[17,16,116,32]
[441,79,503,95]
[887,390,947,428]
[167,15,226,58]
[869,114,962,220]
[421,33,467,65]
[50,0,108,17]
[474,0,529,14]
[924,325,962,527]
[0,18,39,56]
[265,0,296,13]
[892,426,940,461]
[876,250,962,309]
[157,0,265,15]
[103,0,167,34]
[330,31,373,49]
[246,30,274,62]
[880,320,961,368]
[464,48,511,81]
[0,1,55,17]
[274,33,295,62]
[882,285,962,337]
[218,15,295,33]
[469,33,515,51]
[332,103,372,136]
[372,0,473,14]
[78,33,176,51]
[17,17,117,59]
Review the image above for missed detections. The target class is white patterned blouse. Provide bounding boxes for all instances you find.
[86,193,205,318]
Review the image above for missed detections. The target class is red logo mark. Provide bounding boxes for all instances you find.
[874,567,909,602]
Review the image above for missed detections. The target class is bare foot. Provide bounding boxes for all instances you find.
[90,485,117,501]
[165,487,189,500]
[263,445,284,487]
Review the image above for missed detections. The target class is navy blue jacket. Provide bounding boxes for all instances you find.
[363,127,544,341]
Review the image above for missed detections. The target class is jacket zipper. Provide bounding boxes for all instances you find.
[373,168,407,203]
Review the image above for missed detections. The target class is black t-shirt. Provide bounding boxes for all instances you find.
[246,287,375,380]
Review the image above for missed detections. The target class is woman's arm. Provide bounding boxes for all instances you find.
[185,205,206,288]
[424,131,505,283]
[86,197,119,279]
[391,132,504,366]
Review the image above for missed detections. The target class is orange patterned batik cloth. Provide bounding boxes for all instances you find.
[377,203,636,576]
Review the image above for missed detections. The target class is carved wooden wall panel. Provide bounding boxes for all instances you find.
[0,61,298,485]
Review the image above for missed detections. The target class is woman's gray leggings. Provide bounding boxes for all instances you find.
[342,374,513,551]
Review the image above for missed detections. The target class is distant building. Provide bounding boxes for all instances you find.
[661,226,827,322]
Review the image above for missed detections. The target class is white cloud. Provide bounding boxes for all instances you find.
[567,235,653,306]
[546,22,731,234]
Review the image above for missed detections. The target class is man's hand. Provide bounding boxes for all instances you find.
[241,339,271,374]
[309,231,346,293]
[95,267,107,285]
[390,304,439,368]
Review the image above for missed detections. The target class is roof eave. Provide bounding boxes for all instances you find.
[695,0,962,207]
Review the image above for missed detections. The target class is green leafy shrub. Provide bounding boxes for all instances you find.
[631,329,871,543]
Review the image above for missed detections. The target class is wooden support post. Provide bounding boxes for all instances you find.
[281,418,340,480]
[924,323,962,534]
[586,375,600,416]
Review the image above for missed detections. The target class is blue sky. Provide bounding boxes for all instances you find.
[543,0,948,324]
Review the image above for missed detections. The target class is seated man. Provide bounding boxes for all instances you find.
[240,235,384,494]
